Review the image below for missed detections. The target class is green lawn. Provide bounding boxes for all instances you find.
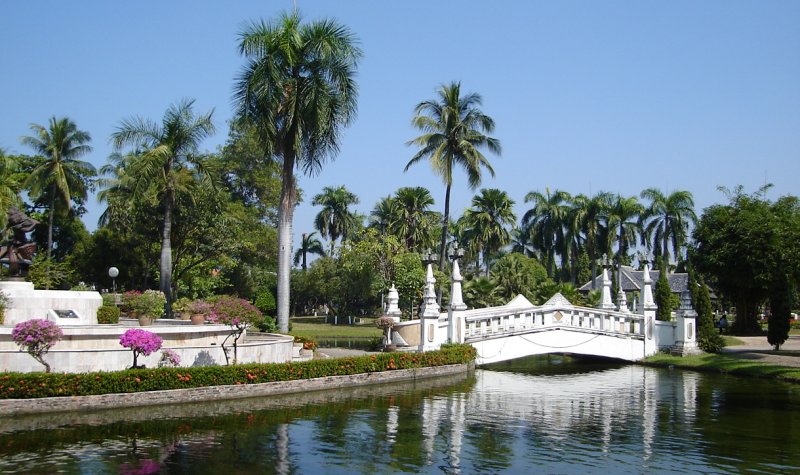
[643,352,800,383]
[289,317,383,339]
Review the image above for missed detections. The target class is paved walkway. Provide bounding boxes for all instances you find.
[721,335,800,368]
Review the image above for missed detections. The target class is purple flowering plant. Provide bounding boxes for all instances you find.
[210,296,263,365]
[11,319,63,373]
[158,348,181,368]
[119,328,163,369]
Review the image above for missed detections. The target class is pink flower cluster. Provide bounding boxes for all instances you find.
[158,348,181,368]
[12,319,63,354]
[210,296,263,329]
[119,328,163,356]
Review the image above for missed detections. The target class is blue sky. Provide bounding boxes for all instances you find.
[2,1,798,253]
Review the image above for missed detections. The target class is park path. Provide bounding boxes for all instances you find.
[721,335,800,368]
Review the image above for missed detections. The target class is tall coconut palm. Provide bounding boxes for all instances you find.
[522,188,571,279]
[236,11,361,333]
[461,188,516,274]
[405,81,501,280]
[640,188,697,268]
[293,231,325,270]
[110,99,215,315]
[312,185,360,254]
[20,117,95,261]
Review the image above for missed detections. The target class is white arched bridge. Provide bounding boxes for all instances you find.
[388,261,698,365]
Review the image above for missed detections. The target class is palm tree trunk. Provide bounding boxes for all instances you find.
[438,183,452,305]
[160,192,174,318]
[276,153,297,333]
[47,188,55,261]
[301,233,308,271]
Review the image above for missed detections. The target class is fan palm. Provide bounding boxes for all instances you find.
[461,188,516,274]
[293,232,325,270]
[312,185,360,254]
[405,81,501,277]
[109,99,215,314]
[20,117,95,260]
[640,188,697,268]
[236,11,361,332]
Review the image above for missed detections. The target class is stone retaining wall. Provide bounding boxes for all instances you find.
[0,363,472,416]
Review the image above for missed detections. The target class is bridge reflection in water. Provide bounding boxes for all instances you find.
[6,358,794,474]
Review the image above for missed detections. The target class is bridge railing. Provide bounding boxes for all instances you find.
[463,304,645,342]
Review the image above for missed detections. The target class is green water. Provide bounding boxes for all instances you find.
[1,356,799,474]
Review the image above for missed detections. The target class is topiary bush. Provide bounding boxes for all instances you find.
[119,329,163,369]
[255,290,277,316]
[96,305,121,324]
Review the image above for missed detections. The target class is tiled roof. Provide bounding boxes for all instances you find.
[579,266,688,293]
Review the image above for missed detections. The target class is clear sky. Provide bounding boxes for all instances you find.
[2,1,798,253]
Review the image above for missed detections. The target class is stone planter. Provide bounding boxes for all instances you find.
[190,314,206,325]
[137,315,154,326]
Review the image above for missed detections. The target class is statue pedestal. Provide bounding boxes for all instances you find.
[0,280,102,326]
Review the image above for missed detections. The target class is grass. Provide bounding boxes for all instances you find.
[289,317,383,339]
[722,335,745,346]
[643,352,800,383]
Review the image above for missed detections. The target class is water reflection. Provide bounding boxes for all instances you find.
[1,357,800,474]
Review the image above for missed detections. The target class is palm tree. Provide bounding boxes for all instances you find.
[20,117,95,261]
[606,194,644,269]
[640,188,697,268]
[522,188,571,279]
[0,149,23,229]
[461,188,516,275]
[236,11,361,333]
[110,99,215,315]
[568,192,611,286]
[312,185,360,255]
[392,187,437,252]
[369,196,397,234]
[405,81,501,280]
[293,231,325,270]
[510,224,535,258]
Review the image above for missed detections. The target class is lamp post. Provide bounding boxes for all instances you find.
[447,243,464,263]
[108,267,119,293]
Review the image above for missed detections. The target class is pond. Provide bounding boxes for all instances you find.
[1,355,799,474]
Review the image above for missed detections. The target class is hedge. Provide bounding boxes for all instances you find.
[96,305,121,324]
[0,344,476,399]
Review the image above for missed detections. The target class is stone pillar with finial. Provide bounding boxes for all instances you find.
[599,254,615,310]
[419,262,441,352]
[448,257,467,343]
[385,284,402,324]
[640,258,658,355]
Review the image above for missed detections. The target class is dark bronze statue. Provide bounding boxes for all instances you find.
[0,207,39,277]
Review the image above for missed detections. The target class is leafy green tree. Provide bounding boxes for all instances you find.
[640,188,696,268]
[490,252,548,303]
[692,186,800,335]
[20,117,96,262]
[294,231,325,270]
[522,188,570,279]
[236,11,362,332]
[405,81,501,279]
[768,270,792,350]
[689,269,724,352]
[464,276,502,308]
[312,185,360,254]
[460,188,516,275]
[110,99,215,315]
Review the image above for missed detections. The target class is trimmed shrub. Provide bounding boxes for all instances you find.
[119,329,163,369]
[255,316,279,333]
[96,305,121,324]
[255,290,277,315]
[0,344,476,399]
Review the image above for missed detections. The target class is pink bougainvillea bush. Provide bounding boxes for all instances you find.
[119,328,163,369]
[12,319,63,373]
[210,296,263,365]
